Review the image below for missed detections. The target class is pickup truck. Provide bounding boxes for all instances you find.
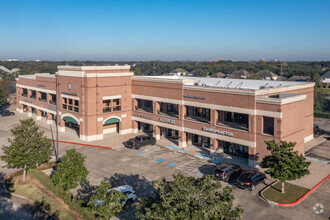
[124,135,156,150]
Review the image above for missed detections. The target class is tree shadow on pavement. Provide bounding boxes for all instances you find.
[104,173,156,198]
[0,172,56,220]
[76,181,96,202]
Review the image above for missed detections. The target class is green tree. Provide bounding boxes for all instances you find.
[1,118,53,181]
[0,88,6,107]
[88,181,125,219]
[261,140,310,193]
[136,173,243,220]
[134,66,142,75]
[312,72,321,87]
[52,149,89,191]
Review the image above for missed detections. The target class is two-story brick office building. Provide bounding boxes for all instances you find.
[16,65,314,166]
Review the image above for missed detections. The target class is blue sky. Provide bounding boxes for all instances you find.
[0,0,329,61]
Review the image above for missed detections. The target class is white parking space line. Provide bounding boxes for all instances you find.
[176,160,210,174]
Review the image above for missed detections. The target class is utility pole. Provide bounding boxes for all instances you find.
[55,72,59,161]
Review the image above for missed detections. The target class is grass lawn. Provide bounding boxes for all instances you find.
[10,175,75,220]
[263,181,309,204]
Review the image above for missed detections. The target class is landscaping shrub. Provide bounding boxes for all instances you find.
[28,169,95,219]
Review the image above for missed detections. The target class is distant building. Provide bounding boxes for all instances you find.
[5,59,19,62]
[169,68,188,76]
[227,70,250,79]
[256,70,278,81]
[211,72,226,78]
[288,75,311,82]
[0,66,20,74]
[320,71,330,85]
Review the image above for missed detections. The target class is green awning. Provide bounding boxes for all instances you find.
[63,116,78,125]
[104,118,120,125]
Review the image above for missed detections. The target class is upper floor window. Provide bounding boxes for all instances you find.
[62,97,79,113]
[39,92,47,102]
[22,88,28,97]
[49,94,56,105]
[218,111,249,131]
[103,99,121,113]
[30,90,36,99]
[263,116,274,135]
[136,99,153,113]
[185,106,210,124]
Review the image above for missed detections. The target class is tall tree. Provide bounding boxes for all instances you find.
[88,181,125,219]
[52,149,89,191]
[1,118,53,181]
[0,88,6,107]
[136,173,243,220]
[261,140,310,193]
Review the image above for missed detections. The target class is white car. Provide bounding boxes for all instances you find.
[94,185,137,206]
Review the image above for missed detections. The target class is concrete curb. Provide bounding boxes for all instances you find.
[259,180,280,206]
[260,175,330,207]
[52,139,113,150]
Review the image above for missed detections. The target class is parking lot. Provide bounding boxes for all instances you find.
[0,107,329,220]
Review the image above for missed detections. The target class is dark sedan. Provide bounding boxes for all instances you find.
[236,171,266,191]
[213,163,242,182]
[0,110,15,117]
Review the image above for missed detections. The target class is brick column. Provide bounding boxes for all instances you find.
[154,125,160,140]
[36,109,41,120]
[133,99,138,111]
[59,118,65,132]
[210,138,218,151]
[36,91,41,102]
[211,109,218,125]
[179,131,186,148]
[153,101,160,115]
[27,89,31,99]
[27,106,32,117]
[132,120,138,133]
[46,112,52,124]
[46,93,52,104]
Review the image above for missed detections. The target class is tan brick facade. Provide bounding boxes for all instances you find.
[16,66,314,166]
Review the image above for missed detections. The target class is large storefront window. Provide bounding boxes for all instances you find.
[136,99,153,113]
[138,122,153,133]
[218,111,248,131]
[159,102,179,118]
[189,134,211,148]
[185,106,210,124]
[222,141,249,159]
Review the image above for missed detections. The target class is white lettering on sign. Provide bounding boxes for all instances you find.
[159,118,175,124]
[133,113,152,120]
[202,127,233,137]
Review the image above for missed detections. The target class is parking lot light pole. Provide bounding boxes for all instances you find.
[55,72,59,161]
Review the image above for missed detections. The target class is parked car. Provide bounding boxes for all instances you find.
[94,185,137,206]
[236,171,266,191]
[124,135,156,149]
[313,124,320,136]
[0,110,15,117]
[213,163,242,182]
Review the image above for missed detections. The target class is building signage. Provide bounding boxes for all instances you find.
[183,94,205,100]
[159,117,175,124]
[48,106,56,111]
[133,113,152,120]
[202,127,233,137]
[61,91,77,96]
[24,99,32,103]
[36,84,46,87]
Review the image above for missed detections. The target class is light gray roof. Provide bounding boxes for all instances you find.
[0,66,20,74]
[139,75,312,90]
[256,70,277,78]
[171,68,188,73]
[321,71,330,79]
